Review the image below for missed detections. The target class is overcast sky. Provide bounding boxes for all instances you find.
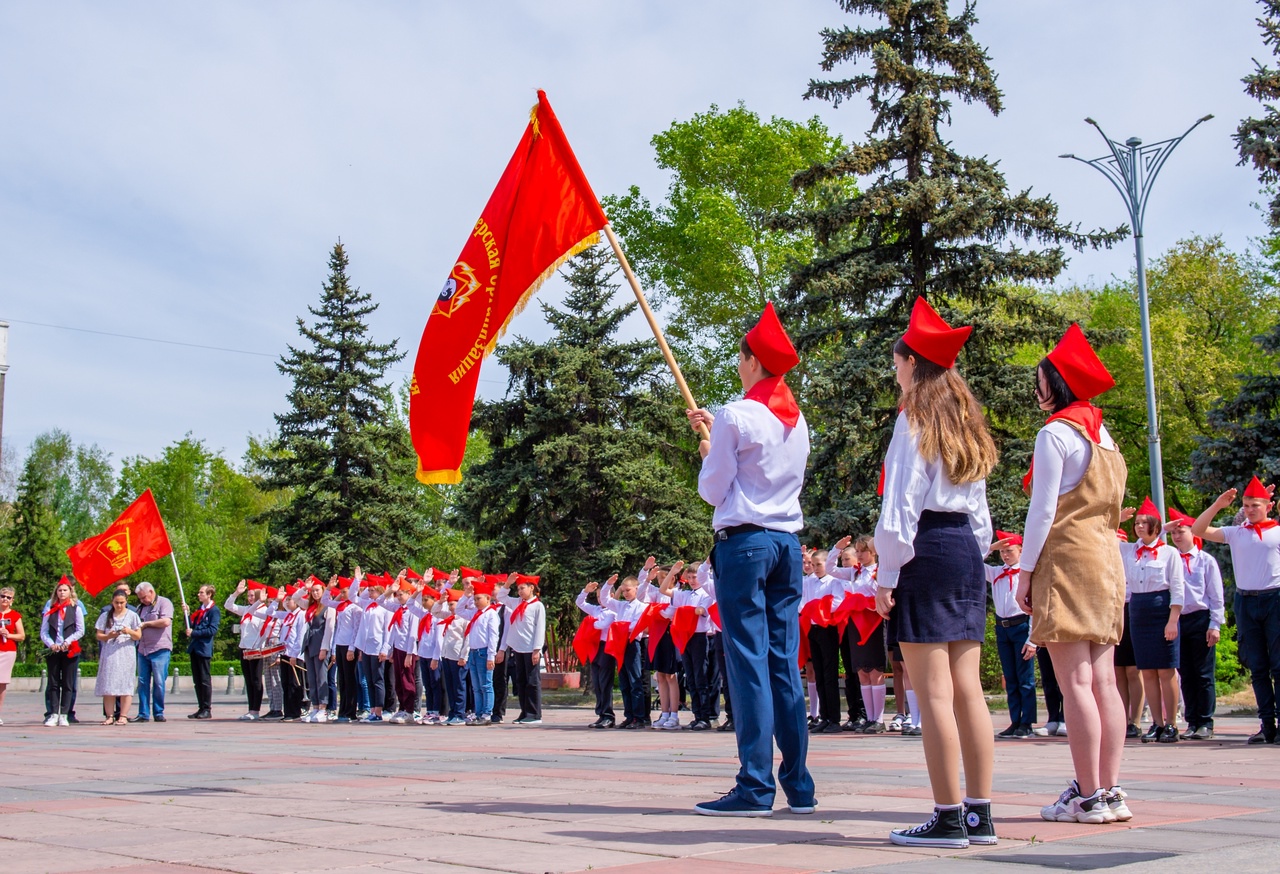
[0,0,1270,475]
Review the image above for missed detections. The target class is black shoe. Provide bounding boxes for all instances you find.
[1158,723,1179,743]
[128,715,150,723]
[890,806,969,848]
[822,721,843,734]
[66,714,80,724]
[807,716,818,729]
[1247,721,1277,744]
[193,710,212,720]
[153,715,166,723]
[187,712,200,719]
[597,718,615,729]
[689,720,711,731]
[997,724,1018,738]
[717,719,735,732]
[261,710,284,721]
[1140,723,1161,743]
[963,801,997,845]
[1125,723,1140,739]
[617,718,637,730]
[489,716,503,724]
[808,718,829,734]
[1011,726,1032,738]
[903,725,923,737]
[846,717,869,733]
[589,717,605,728]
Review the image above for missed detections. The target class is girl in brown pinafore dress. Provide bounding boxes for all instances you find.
[1016,324,1130,827]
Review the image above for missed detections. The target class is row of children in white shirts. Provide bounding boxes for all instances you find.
[224,570,545,725]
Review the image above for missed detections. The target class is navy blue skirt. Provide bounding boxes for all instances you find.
[1129,591,1180,670]
[1113,602,1136,667]
[893,511,988,644]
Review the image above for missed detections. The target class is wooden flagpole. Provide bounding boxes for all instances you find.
[602,224,710,441]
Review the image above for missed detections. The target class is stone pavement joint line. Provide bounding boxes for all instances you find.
[1,691,1278,873]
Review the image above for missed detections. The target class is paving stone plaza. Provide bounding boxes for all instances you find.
[2,688,1279,874]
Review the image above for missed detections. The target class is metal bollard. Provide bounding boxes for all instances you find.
[171,666,181,693]
[38,667,47,693]
[226,666,236,694]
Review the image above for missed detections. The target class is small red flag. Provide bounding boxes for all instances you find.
[409,90,608,484]
[66,489,173,597]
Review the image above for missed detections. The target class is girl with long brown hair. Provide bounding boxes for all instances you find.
[875,298,998,849]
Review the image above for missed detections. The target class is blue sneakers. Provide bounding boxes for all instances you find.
[694,789,773,818]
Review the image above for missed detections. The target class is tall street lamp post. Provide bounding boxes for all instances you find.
[1060,114,1213,519]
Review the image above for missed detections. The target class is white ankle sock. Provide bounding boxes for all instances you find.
[860,685,874,722]
[808,682,819,717]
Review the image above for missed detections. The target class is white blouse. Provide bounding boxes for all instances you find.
[1119,540,1185,607]
[874,412,993,588]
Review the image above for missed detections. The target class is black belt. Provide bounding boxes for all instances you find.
[996,614,1029,628]
[1239,588,1280,597]
[715,523,766,542]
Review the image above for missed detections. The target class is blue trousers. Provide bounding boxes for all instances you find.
[1235,590,1280,723]
[467,650,494,717]
[419,658,444,712]
[994,619,1036,727]
[712,528,814,808]
[136,649,171,718]
[442,659,467,718]
[355,657,371,711]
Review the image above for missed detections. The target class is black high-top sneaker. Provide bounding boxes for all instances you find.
[890,806,969,848]
[963,801,997,845]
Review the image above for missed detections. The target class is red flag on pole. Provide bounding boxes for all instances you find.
[65,489,173,597]
[409,90,608,484]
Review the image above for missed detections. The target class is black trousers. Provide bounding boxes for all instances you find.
[1179,610,1217,729]
[509,650,543,720]
[712,632,732,719]
[492,650,509,719]
[808,624,842,723]
[191,654,213,712]
[382,660,397,712]
[839,629,866,721]
[681,632,714,722]
[592,642,616,720]
[1037,646,1064,723]
[336,644,358,719]
[280,657,305,719]
[46,652,78,715]
[240,655,264,713]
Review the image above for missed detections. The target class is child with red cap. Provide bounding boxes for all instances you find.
[686,301,814,818]
[434,581,471,726]
[455,577,501,725]
[875,298,998,848]
[496,573,546,725]
[1017,323,1130,825]
[986,531,1037,738]
[1118,498,1185,744]
[347,570,393,723]
[384,573,421,724]
[576,575,621,729]
[1164,508,1224,739]
[1191,475,1280,743]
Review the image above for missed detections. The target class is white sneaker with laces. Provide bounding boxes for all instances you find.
[1041,780,1108,824]
[390,711,409,724]
[57,715,69,727]
[1055,722,1068,737]
[44,715,58,727]
[662,714,682,730]
[238,712,257,721]
[1106,786,1132,822]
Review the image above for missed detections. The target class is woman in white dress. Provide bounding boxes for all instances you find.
[95,588,142,725]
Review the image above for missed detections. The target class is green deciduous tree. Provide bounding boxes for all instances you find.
[605,103,849,404]
[17,429,115,544]
[776,0,1120,540]
[0,445,71,595]
[455,247,711,640]
[258,243,426,581]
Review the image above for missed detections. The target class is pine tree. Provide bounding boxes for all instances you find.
[1237,0,1280,227]
[775,0,1120,539]
[0,452,70,592]
[455,246,711,638]
[258,243,425,580]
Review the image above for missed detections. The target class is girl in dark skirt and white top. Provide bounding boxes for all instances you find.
[1118,498,1184,743]
[875,298,998,849]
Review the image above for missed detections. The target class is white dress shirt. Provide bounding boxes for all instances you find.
[1120,540,1185,607]
[1178,547,1225,629]
[697,398,809,533]
[1220,524,1280,591]
[455,598,501,658]
[985,564,1022,619]
[875,411,993,588]
[1021,420,1118,571]
[496,591,546,654]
